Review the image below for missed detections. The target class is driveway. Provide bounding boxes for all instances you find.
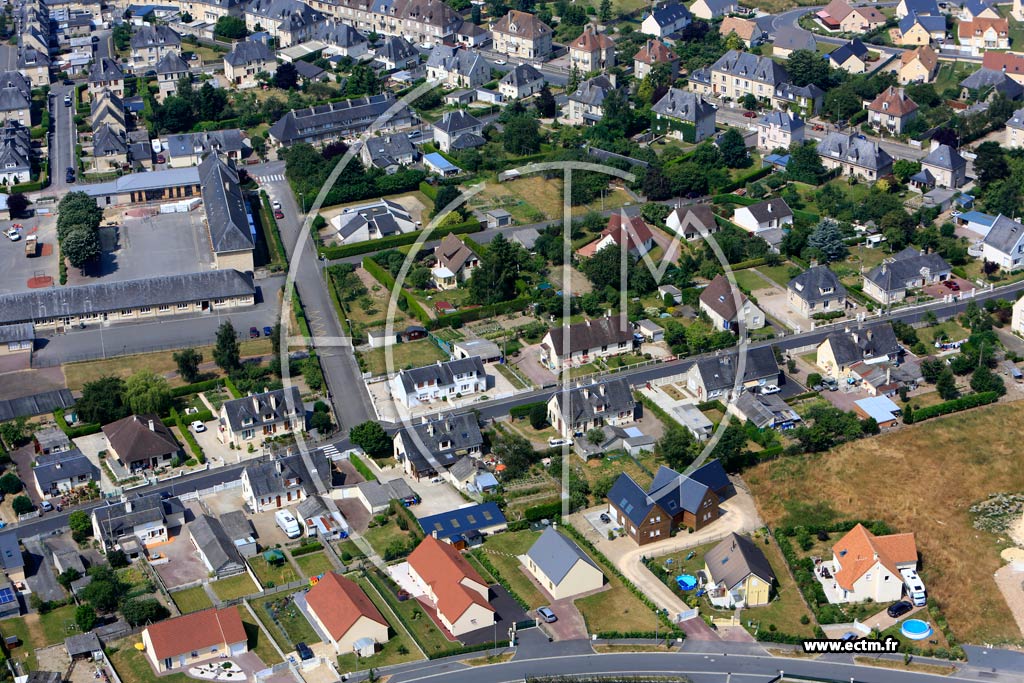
[457,585,528,646]
[511,344,556,388]
[9,444,41,504]
[23,538,67,603]
[405,477,467,518]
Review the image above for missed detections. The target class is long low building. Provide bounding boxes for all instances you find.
[0,270,256,330]
[268,94,415,146]
[80,166,201,206]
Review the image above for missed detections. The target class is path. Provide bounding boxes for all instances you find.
[993,565,1024,640]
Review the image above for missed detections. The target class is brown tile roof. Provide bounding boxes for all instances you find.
[719,17,759,42]
[850,5,885,22]
[409,537,493,625]
[822,0,854,20]
[833,523,917,591]
[901,45,937,71]
[435,233,478,272]
[634,39,677,65]
[982,51,1024,76]
[699,274,748,323]
[603,214,653,251]
[544,314,634,356]
[306,572,387,641]
[492,10,551,39]
[102,414,179,465]
[959,16,1008,39]
[867,86,918,117]
[570,26,614,51]
[145,608,246,661]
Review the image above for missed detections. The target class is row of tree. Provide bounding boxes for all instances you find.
[57,192,103,270]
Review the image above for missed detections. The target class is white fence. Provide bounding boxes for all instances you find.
[176,478,243,502]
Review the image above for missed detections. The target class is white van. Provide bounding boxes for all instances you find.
[899,567,927,606]
[274,509,302,539]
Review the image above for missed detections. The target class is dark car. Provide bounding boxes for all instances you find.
[249,326,260,339]
[65,167,75,183]
[887,601,913,619]
[295,642,314,661]
[743,110,757,118]
[599,513,611,524]
[263,326,273,337]
[155,154,166,164]
[274,209,284,219]
[63,78,74,85]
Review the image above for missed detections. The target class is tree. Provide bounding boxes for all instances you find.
[213,321,241,372]
[69,510,92,543]
[468,234,523,305]
[408,266,432,290]
[786,49,834,88]
[76,376,129,424]
[740,93,758,111]
[11,495,32,515]
[528,403,548,430]
[106,549,129,569]
[718,129,750,168]
[970,365,1006,396]
[123,371,173,415]
[173,348,203,384]
[62,226,101,269]
[350,421,391,458]
[534,86,558,119]
[75,605,97,632]
[599,0,611,20]
[805,218,848,262]
[58,568,82,590]
[920,357,945,383]
[936,367,959,400]
[309,410,332,434]
[432,184,461,217]
[491,432,536,480]
[0,473,22,495]
[274,62,299,90]
[586,427,605,446]
[654,427,695,471]
[122,598,170,627]
[786,142,827,184]
[974,141,1008,188]
[892,159,921,184]
[214,15,247,40]
[7,192,28,217]
[503,115,541,155]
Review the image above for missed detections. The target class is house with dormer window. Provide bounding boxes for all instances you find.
[491,10,552,60]
[699,274,765,333]
[240,451,331,512]
[787,265,847,318]
[546,377,636,438]
[218,386,305,447]
[390,357,488,408]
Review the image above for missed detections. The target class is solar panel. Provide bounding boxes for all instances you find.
[0,588,16,604]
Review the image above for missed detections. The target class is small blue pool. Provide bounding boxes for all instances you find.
[901,619,932,640]
[676,574,697,591]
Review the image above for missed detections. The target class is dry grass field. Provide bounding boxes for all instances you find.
[744,402,1024,644]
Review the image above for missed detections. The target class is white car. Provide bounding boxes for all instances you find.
[548,437,573,447]
[760,385,781,395]
[494,59,507,65]
[190,421,207,433]
[4,228,20,241]
[272,200,282,210]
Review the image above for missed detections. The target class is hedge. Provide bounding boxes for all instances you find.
[906,391,998,423]
[523,501,561,521]
[784,391,820,403]
[292,290,312,339]
[223,376,242,399]
[471,549,530,610]
[318,219,482,260]
[258,191,288,267]
[350,454,377,482]
[717,165,774,194]
[170,408,205,464]
[509,401,547,420]
[428,296,533,330]
[730,257,768,271]
[290,541,323,556]
[362,256,432,325]
[170,378,223,398]
[391,499,424,541]
[54,408,101,439]
[635,392,678,430]
[419,181,438,200]
[695,400,726,412]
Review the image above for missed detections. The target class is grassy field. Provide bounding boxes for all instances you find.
[110,639,193,683]
[745,402,1024,644]
[255,593,319,650]
[916,320,970,345]
[0,605,80,670]
[934,60,979,95]
[210,573,259,601]
[732,269,774,294]
[249,557,299,587]
[171,586,214,613]
[574,566,662,634]
[236,605,283,665]
[342,268,414,330]
[362,517,415,557]
[293,551,335,578]
[577,453,655,498]
[335,575,422,671]
[365,569,457,656]
[359,339,447,376]
[758,263,801,289]
[474,530,546,609]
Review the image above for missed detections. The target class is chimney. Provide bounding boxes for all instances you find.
[427,422,435,436]
[124,498,133,513]
[767,202,773,213]
[55,461,62,470]
[432,529,438,539]
[886,365,891,385]
[276,459,284,473]
[253,396,260,412]
[583,387,591,399]
[866,329,873,341]
[148,419,155,432]
[270,393,278,410]
[599,383,606,396]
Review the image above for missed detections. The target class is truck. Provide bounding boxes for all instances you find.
[274,509,301,539]
[24,234,37,257]
[899,567,927,606]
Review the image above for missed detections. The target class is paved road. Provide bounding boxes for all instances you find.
[47,81,77,195]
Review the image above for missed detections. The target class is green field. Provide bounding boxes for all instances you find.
[335,576,422,671]
[249,557,300,588]
[732,269,773,293]
[171,586,214,613]
[255,593,319,651]
[293,551,336,578]
[359,340,447,376]
[472,530,545,609]
[110,640,193,683]
[362,517,415,558]
[0,605,80,670]
[211,573,259,601]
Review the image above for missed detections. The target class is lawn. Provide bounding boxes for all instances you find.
[578,454,655,501]
[574,568,662,634]
[472,530,546,609]
[933,60,979,95]
[364,569,457,655]
[255,593,319,651]
[210,573,259,601]
[341,268,414,330]
[335,575,421,671]
[362,517,415,557]
[732,269,773,294]
[358,339,447,376]
[0,605,80,670]
[745,402,1024,644]
[758,263,801,289]
[293,551,335,578]
[171,586,214,613]
[916,320,970,345]
[249,557,300,588]
[337,539,365,562]
[236,605,283,665]
[110,639,193,683]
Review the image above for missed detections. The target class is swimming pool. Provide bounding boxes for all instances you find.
[676,574,697,591]
[900,619,933,640]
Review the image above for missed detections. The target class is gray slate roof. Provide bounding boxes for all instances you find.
[92,124,128,156]
[693,346,778,392]
[0,86,30,113]
[921,143,966,172]
[364,134,415,163]
[550,377,636,427]
[865,247,951,292]
[817,132,893,172]
[427,45,487,78]
[396,356,485,394]
[223,386,303,434]
[569,74,616,107]
[710,50,788,87]
[92,493,184,542]
[199,154,254,255]
[525,527,601,584]
[65,632,102,656]
[1006,107,1024,130]
[733,391,799,429]
[773,26,816,51]
[501,63,543,87]
[704,533,776,588]
[960,68,1024,99]
[0,71,31,98]
[242,450,331,500]
[448,456,478,482]
[649,3,692,28]
[434,109,482,135]
[823,323,901,366]
[89,57,123,83]
[33,449,100,492]
[0,323,33,344]
[311,20,367,49]
[546,314,633,356]
[130,24,181,50]
[396,413,483,473]
[269,94,409,144]
[189,514,244,575]
[0,270,255,326]
[758,110,803,133]
[155,50,189,75]
[744,198,793,223]
[224,40,275,67]
[652,88,714,124]
[376,36,418,65]
[608,464,715,527]
[787,265,846,304]
[982,214,1024,254]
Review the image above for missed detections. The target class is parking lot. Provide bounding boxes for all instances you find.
[67,211,213,286]
[0,215,59,294]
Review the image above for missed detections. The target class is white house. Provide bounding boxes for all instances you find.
[732,198,793,234]
[389,357,488,408]
[641,4,691,37]
[699,274,765,332]
[520,527,604,600]
[825,523,918,604]
[981,214,1024,271]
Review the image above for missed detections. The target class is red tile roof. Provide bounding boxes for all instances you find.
[603,213,653,251]
[867,86,918,117]
[306,572,387,641]
[634,39,677,65]
[570,26,614,51]
[833,523,918,591]
[958,16,1008,39]
[408,536,493,625]
[982,51,1024,76]
[145,608,247,661]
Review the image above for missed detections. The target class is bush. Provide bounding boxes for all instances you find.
[908,392,998,423]
[290,541,323,556]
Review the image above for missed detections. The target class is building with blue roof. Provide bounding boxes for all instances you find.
[418,502,507,548]
[959,210,996,236]
[607,462,723,545]
[522,527,604,599]
[424,152,460,176]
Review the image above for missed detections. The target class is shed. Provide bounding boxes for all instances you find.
[65,632,103,660]
[485,209,513,228]
[853,395,902,427]
[635,319,664,342]
[423,153,460,176]
[367,328,398,348]
[352,636,376,657]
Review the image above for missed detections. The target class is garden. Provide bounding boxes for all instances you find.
[255,593,319,651]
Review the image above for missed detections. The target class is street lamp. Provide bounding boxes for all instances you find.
[298,191,305,213]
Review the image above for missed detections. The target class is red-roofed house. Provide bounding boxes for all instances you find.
[577,214,655,259]
[407,536,494,636]
[306,572,389,655]
[865,86,918,134]
[142,608,248,672]
[827,523,918,603]
[633,39,678,80]
[569,26,615,72]
[958,17,1009,52]
[982,51,1024,84]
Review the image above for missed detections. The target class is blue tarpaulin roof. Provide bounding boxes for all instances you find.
[423,152,459,174]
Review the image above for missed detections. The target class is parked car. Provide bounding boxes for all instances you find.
[249,326,260,338]
[63,78,74,85]
[599,512,611,524]
[263,326,273,337]
[63,95,71,107]
[65,167,75,183]
[840,632,858,641]
[548,437,573,447]
[190,421,206,433]
[759,384,781,395]
[274,209,284,219]
[494,59,507,65]
[887,601,913,619]
[295,643,314,661]
[407,129,421,139]
[942,280,960,291]
[743,110,757,118]
[537,607,557,623]
[271,200,282,210]
[4,228,20,241]
[155,154,166,164]
[40,501,53,512]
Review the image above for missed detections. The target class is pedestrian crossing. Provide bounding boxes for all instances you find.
[255,173,285,183]
[321,443,341,460]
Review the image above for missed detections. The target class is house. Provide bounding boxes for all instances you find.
[268,95,414,147]
[688,50,788,104]
[390,357,487,408]
[102,414,180,471]
[92,493,185,551]
[154,51,189,101]
[129,24,181,70]
[577,213,655,259]
[565,74,619,125]
[240,451,330,512]
[815,324,902,380]
[91,123,129,172]
[425,45,489,89]
[224,40,276,88]
[361,135,417,172]
[418,502,507,546]
[143,608,247,672]
[546,377,637,438]
[375,36,420,71]
[916,143,967,189]
[787,265,847,318]
[961,0,999,20]
[699,274,765,332]
[703,533,776,608]
[959,68,1024,102]
[569,26,615,72]
[894,12,945,46]
[34,426,70,455]
[188,514,245,578]
[306,572,389,655]
[1012,296,1024,336]
[607,467,719,545]
[455,22,490,47]
[772,81,825,117]
[651,88,716,143]
[773,26,816,58]
[219,386,304,448]
[691,0,737,20]
[0,79,31,126]
[310,0,462,45]
[826,523,918,603]
[958,17,1009,52]
[433,233,479,288]
[982,51,1024,84]
[641,3,691,37]
[244,0,324,47]
[330,199,416,244]
[499,64,545,100]
[719,17,765,47]
[219,510,257,557]
[296,494,349,541]
[393,413,484,479]
[1007,107,1024,148]
[827,39,869,74]
[685,346,779,400]
[0,127,30,191]
[32,449,99,499]
[0,532,24,582]
[854,395,902,427]
[198,153,254,272]
[819,0,885,32]
[445,456,481,491]
[981,214,1024,271]
[540,314,634,370]
[668,203,719,241]
[756,111,804,151]
[672,403,714,440]
[311,21,370,59]
[729,391,801,430]
[432,110,485,153]
[732,198,793,237]
[91,91,125,137]
[490,10,552,60]
[866,86,918,135]
[816,132,893,180]
[896,0,940,18]
[406,536,494,636]
[898,45,939,84]
[521,527,604,599]
[633,39,678,80]
[88,57,125,97]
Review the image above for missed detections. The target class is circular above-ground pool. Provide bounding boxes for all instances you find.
[676,574,697,591]
[901,619,933,640]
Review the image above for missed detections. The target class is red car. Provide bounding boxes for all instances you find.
[943,280,960,291]
[743,110,758,118]
[155,154,165,164]
[274,210,284,219]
